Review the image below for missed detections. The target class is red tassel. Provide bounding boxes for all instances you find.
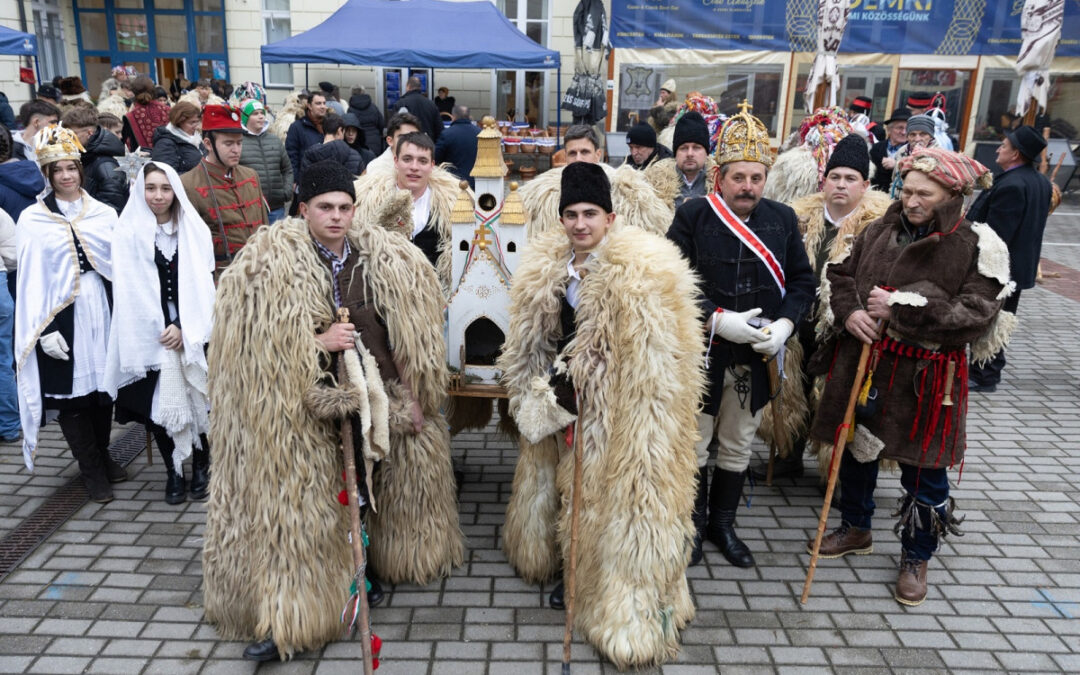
[337,490,348,506]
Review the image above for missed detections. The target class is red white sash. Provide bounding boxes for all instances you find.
[706,193,786,297]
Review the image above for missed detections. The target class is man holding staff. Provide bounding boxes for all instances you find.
[806,147,1012,606]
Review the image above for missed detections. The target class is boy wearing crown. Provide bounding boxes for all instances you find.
[667,102,816,568]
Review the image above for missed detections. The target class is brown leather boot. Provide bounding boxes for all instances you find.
[895,553,928,606]
[806,523,872,559]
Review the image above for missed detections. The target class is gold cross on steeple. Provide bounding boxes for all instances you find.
[474,223,491,251]
[738,99,753,115]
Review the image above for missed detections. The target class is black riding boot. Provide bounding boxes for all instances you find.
[189,434,210,500]
[92,402,126,483]
[152,426,187,505]
[689,466,709,566]
[706,467,755,568]
[57,409,113,503]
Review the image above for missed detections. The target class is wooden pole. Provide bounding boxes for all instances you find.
[336,308,375,675]
[764,355,782,487]
[562,398,585,675]
[801,340,873,604]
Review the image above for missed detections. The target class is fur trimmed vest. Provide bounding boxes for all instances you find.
[203,209,462,658]
[518,163,674,240]
[497,225,705,670]
[642,156,718,210]
[808,197,1014,470]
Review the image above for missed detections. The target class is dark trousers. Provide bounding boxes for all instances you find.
[838,451,950,560]
[970,290,1021,386]
[146,420,208,471]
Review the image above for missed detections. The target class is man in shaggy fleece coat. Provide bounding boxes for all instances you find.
[498,161,705,669]
[203,160,462,662]
[806,147,1012,607]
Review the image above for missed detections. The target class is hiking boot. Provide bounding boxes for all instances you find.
[895,553,929,606]
[807,522,873,559]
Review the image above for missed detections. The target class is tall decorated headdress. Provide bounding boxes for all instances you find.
[34,124,85,169]
[715,100,773,168]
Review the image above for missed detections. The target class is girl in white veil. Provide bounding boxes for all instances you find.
[104,161,216,504]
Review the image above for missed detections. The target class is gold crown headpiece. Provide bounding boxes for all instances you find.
[715,100,772,168]
[34,124,85,168]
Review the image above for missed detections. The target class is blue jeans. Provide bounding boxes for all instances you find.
[267,207,285,224]
[838,451,950,561]
[0,271,20,439]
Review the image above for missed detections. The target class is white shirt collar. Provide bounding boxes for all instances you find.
[410,187,432,238]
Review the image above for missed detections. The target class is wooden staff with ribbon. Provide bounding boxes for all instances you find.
[336,307,376,675]
[761,325,784,487]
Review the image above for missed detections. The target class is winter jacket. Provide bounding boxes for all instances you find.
[394,90,442,142]
[0,92,15,130]
[0,159,45,220]
[150,126,205,175]
[434,119,480,187]
[300,140,364,179]
[81,127,129,214]
[285,115,326,184]
[240,127,293,211]
[347,94,386,153]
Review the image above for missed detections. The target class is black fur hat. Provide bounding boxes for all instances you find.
[559,162,612,214]
[673,111,709,153]
[825,133,870,180]
[298,159,356,204]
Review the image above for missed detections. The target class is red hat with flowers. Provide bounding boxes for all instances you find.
[201,104,244,133]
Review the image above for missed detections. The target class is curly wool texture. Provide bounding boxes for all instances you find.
[519,164,674,240]
[755,338,807,459]
[763,145,820,204]
[643,157,719,208]
[499,226,705,669]
[269,92,307,143]
[96,93,128,119]
[351,165,461,295]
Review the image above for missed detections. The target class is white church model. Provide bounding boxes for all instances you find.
[446,116,525,387]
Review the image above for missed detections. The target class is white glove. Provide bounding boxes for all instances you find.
[712,308,769,345]
[752,318,794,357]
[39,331,70,361]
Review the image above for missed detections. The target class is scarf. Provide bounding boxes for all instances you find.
[165,122,203,148]
[103,162,216,456]
[126,101,170,149]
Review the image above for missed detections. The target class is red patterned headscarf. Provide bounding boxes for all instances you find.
[898,146,993,195]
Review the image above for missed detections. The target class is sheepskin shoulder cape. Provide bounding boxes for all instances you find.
[642,156,718,208]
[351,164,462,293]
[518,163,674,240]
[763,144,819,205]
[793,189,893,274]
[203,215,461,657]
[498,225,706,669]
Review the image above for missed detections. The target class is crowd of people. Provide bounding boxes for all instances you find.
[0,65,1056,670]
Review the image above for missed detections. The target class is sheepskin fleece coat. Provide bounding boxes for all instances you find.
[808,197,1013,469]
[761,189,892,459]
[203,213,463,657]
[351,164,461,293]
[498,225,706,670]
[642,157,718,210]
[518,163,674,240]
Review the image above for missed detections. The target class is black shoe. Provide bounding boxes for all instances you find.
[689,467,708,567]
[165,470,187,505]
[549,581,564,610]
[367,577,385,607]
[189,446,210,500]
[969,382,997,393]
[243,637,279,662]
[706,467,755,568]
[103,457,128,483]
[749,453,804,481]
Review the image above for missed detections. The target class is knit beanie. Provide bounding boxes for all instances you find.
[239,98,264,126]
[298,159,357,204]
[626,123,656,148]
[559,162,612,214]
[673,111,710,153]
[906,114,935,137]
[824,134,870,180]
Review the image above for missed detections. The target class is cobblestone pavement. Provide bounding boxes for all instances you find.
[1,200,1078,674]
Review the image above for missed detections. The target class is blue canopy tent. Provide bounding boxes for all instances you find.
[0,25,40,87]
[260,0,562,133]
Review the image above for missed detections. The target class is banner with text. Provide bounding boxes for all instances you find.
[610,0,1080,57]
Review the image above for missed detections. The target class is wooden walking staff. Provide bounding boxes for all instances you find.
[336,308,376,675]
[801,339,874,604]
[761,325,784,487]
[562,394,585,675]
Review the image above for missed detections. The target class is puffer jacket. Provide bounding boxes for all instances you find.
[240,127,293,211]
[0,159,45,220]
[150,126,204,175]
[81,127,129,214]
[300,140,364,178]
[347,93,385,154]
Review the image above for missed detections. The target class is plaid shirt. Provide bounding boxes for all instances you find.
[313,237,352,307]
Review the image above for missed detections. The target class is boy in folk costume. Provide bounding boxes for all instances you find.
[203,160,463,662]
[750,134,892,481]
[498,162,705,669]
[16,125,125,502]
[807,147,1011,606]
[667,102,817,568]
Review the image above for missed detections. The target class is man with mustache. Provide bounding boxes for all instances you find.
[667,102,816,568]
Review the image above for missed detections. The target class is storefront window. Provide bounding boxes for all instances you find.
[617,64,784,134]
[155,15,188,54]
[974,70,1080,143]
[115,13,149,52]
[263,0,293,87]
[79,12,110,52]
[896,68,972,147]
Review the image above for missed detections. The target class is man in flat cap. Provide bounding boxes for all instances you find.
[966,125,1052,392]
